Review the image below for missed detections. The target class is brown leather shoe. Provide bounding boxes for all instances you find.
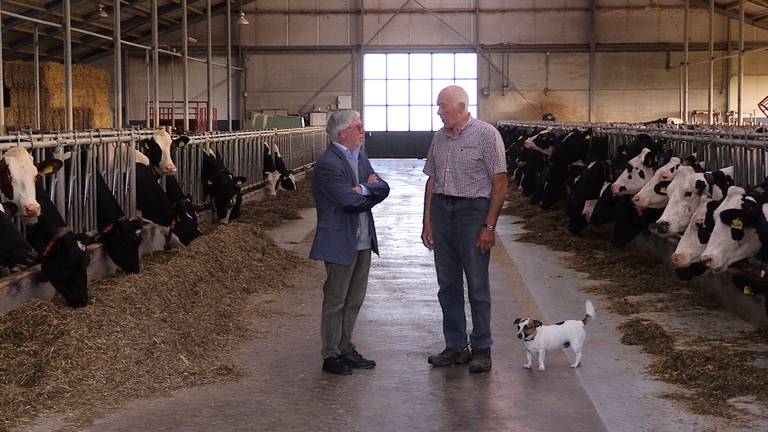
[469,349,492,373]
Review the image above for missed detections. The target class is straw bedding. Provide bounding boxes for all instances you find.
[0,178,316,431]
[503,188,768,419]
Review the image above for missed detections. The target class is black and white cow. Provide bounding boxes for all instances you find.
[91,172,143,274]
[137,129,190,176]
[1,146,60,223]
[25,180,90,307]
[202,148,246,223]
[0,203,36,276]
[699,186,764,272]
[533,129,594,209]
[655,166,733,235]
[263,143,296,196]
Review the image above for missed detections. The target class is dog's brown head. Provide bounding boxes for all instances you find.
[514,318,542,340]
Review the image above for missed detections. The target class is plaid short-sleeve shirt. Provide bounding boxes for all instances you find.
[423,116,507,199]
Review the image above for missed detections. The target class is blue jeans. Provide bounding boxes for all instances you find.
[430,195,493,350]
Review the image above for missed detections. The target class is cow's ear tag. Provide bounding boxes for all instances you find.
[731,217,744,230]
[207,180,213,186]
[744,285,755,296]
[585,135,591,140]
[660,186,667,194]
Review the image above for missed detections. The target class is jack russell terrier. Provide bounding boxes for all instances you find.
[514,300,595,371]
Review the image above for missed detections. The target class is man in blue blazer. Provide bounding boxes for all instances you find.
[310,109,390,375]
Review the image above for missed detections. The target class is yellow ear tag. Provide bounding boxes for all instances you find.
[585,135,591,140]
[207,180,213,185]
[660,186,667,194]
[235,180,244,187]
[40,165,54,175]
[731,217,744,230]
[744,285,754,296]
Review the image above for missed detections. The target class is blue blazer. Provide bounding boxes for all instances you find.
[309,144,390,265]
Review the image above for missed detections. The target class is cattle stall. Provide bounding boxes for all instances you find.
[498,120,768,327]
[0,127,326,235]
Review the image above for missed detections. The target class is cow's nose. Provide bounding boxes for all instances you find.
[24,202,41,216]
[164,164,177,173]
[700,255,714,268]
[671,252,685,265]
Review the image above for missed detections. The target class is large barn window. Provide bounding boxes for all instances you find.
[363,53,477,132]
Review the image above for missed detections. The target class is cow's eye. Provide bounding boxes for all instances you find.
[684,191,692,197]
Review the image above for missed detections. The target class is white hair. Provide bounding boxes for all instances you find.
[326,110,360,141]
[440,85,469,110]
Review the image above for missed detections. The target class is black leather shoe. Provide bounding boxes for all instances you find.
[340,350,376,369]
[427,346,472,367]
[469,348,492,373]
[322,355,352,375]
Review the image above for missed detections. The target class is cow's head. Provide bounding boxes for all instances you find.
[671,198,715,267]
[611,148,655,196]
[202,150,246,222]
[40,231,90,308]
[700,187,762,272]
[100,218,143,274]
[632,157,681,209]
[138,130,189,175]
[0,147,62,223]
[656,166,733,235]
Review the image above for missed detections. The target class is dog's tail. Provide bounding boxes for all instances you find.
[583,300,595,325]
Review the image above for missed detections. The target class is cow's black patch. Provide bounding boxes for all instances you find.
[555,321,565,325]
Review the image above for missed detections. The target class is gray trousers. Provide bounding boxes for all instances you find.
[321,249,372,359]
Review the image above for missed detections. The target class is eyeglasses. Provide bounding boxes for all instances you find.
[346,124,364,131]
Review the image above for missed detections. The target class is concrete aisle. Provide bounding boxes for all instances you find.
[46,159,717,432]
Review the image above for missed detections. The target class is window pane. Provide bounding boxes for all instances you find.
[432,80,454,104]
[455,53,477,79]
[410,106,432,131]
[364,80,386,105]
[364,54,386,79]
[387,80,409,105]
[364,106,387,131]
[432,53,454,79]
[410,80,432,105]
[410,53,431,79]
[387,106,409,131]
[455,80,478,105]
[387,54,409,79]
[432,106,443,131]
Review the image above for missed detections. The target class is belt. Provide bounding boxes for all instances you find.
[434,194,473,201]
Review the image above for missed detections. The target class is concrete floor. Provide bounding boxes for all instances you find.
[29,159,757,432]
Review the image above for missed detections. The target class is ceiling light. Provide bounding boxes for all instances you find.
[238,11,249,25]
[97,3,109,18]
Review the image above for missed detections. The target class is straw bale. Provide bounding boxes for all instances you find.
[0,177,316,430]
[2,61,110,130]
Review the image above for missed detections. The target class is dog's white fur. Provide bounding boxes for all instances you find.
[515,300,595,371]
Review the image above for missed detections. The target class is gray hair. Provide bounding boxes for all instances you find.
[440,85,469,110]
[326,109,360,141]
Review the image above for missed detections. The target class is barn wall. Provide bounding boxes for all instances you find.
[236,0,768,124]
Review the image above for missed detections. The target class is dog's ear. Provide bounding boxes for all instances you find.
[533,320,543,328]
[514,318,521,325]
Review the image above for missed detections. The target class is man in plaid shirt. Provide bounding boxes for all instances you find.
[422,85,508,373]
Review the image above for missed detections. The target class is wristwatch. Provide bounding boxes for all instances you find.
[482,223,496,232]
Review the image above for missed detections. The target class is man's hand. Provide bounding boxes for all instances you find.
[353,185,363,194]
[367,173,380,183]
[421,225,435,250]
[476,228,496,254]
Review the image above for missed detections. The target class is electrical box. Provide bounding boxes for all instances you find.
[337,95,352,109]
[310,112,327,126]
